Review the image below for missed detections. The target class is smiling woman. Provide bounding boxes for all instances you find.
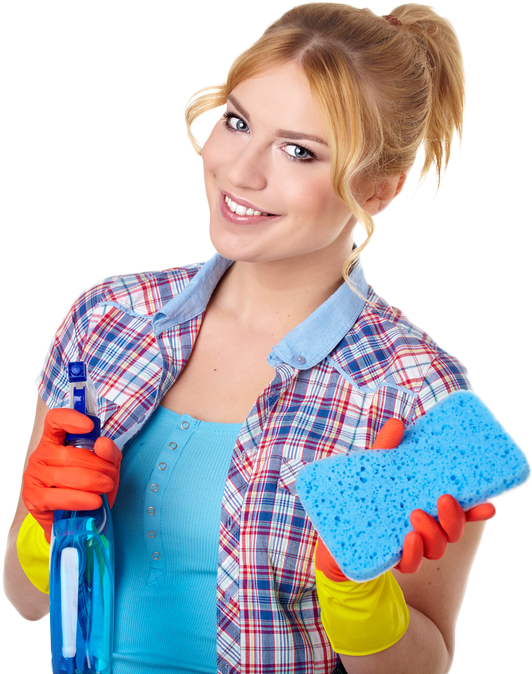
[2,3,530,674]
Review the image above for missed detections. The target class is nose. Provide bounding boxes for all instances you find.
[226,140,268,192]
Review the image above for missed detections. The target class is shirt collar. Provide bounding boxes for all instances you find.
[267,260,367,370]
[154,253,367,369]
[153,255,233,332]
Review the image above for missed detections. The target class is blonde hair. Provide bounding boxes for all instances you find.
[186,3,465,282]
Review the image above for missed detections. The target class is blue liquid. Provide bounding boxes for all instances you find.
[50,496,114,674]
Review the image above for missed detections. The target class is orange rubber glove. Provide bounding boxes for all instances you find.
[397,495,496,573]
[22,408,122,542]
[316,417,496,580]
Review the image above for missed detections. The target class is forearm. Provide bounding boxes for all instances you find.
[339,605,452,674]
[3,516,50,621]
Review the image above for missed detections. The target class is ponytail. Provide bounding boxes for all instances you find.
[391,4,465,183]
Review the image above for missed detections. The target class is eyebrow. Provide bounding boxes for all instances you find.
[226,94,328,147]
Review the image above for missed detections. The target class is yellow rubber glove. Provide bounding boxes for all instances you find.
[315,541,409,655]
[16,513,51,594]
[314,418,409,655]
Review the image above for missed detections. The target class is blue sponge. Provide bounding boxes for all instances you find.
[296,391,530,582]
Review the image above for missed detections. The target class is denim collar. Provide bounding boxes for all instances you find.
[153,253,367,370]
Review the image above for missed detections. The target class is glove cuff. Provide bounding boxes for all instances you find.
[315,560,409,656]
[16,513,50,594]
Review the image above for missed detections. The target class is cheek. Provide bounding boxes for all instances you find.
[288,175,348,223]
[201,136,216,179]
[274,169,321,210]
[201,123,228,178]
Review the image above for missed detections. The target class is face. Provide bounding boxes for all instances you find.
[201,61,356,268]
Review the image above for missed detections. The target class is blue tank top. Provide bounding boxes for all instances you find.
[111,406,242,673]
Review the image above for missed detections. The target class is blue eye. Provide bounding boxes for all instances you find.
[286,145,310,159]
[284,144,315,163]
[223,112,249,133]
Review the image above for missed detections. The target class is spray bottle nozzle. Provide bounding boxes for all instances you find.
[65,361,101,444]
[68,362,86,382]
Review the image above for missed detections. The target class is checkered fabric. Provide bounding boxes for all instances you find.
[38,254,470,674]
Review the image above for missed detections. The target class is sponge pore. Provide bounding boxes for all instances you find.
[295,391,530,582]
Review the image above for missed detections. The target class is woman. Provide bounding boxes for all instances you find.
[2,3,520,673]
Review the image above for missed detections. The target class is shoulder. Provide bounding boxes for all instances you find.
[330,286,470,414]
[68,261,205,320]
[37,262,205,409]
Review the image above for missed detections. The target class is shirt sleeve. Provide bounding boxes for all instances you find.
[36,277,117,409]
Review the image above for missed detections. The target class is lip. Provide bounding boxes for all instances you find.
[219,190,282,226]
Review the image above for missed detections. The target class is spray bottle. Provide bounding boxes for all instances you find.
[49,362,115,674]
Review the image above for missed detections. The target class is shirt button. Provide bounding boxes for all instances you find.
[147,507,156,515]
[150,483,159,492]
[294,355,306,365]
[181,421,190,430]
[137,414,146,424]
[169,442,177,449]
[158,462,167,470]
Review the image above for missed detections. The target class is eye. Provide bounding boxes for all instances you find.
[223,112,249,133]
[283,144,316,162]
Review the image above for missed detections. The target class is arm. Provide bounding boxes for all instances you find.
[339,520,485,674]
[3,396,51,620]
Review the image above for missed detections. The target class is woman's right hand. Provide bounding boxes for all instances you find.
[22,408,121,542]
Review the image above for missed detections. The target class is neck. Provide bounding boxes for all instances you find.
[211,243,353,334]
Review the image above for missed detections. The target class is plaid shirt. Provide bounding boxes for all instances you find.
[38,254,470,674]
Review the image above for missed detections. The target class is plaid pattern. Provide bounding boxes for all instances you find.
[38,254,470,674]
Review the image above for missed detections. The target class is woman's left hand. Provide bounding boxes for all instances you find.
[397,494,495,573]
[316,416,496,580]
[313,416,496,656]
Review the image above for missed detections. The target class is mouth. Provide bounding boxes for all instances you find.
[224,194,270,216]
[219,190,281,225]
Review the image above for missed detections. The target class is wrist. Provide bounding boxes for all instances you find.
[315,559,409,656]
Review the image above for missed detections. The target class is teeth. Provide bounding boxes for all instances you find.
[225,195,267,216]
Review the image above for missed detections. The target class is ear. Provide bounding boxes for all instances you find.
[359,173,407,216]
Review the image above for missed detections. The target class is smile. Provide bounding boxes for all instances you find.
[218,191,281,226]
[224,195,269,216]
